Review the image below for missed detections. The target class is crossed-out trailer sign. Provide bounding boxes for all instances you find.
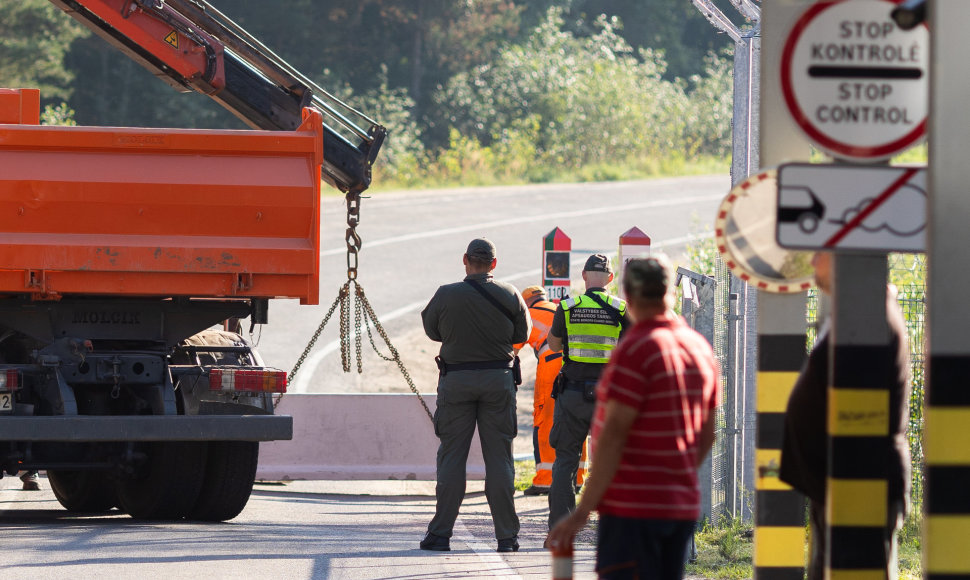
[781,0,929,160]
[776,162,925,252]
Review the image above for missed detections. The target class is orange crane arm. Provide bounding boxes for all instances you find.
[50,0,385,194]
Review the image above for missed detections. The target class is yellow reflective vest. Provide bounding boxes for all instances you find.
[561,291,627,364]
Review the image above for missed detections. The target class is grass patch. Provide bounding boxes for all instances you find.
[898,509,922,580]
[686,516,754,580]
[368,155,730,194]
[514,459,536,492]
[685,509,923,580]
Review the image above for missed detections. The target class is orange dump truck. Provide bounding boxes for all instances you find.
[0,88,317,521]
[0,0,384,521]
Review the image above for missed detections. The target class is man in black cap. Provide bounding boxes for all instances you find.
[547,256,718,579]
[420,237,531,553]
[546,253,632,533]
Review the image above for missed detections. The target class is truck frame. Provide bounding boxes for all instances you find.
[0,0,385,521]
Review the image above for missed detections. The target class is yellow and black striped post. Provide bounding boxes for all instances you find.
[754,293,807,580]
[754,3,813,578]
[923,357,970,578]
[826,254,894,580]
[926,3,970,577]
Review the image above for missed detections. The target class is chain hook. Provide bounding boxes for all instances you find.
[345,193,362,280]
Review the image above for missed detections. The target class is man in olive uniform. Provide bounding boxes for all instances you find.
[546,253,631,531]
[420,238,531,554]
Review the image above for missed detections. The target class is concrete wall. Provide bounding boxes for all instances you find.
[256,394,486,481]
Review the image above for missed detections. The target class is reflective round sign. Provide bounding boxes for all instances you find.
[715,170,816,293]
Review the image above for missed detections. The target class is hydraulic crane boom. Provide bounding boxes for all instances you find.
[49,0,385,194]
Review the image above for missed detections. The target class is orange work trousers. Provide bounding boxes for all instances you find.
[532,357,587,488]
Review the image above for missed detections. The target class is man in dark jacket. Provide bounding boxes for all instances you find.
[780,251,910,580]
[419,238,531,554]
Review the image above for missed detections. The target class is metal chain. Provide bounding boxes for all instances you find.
[288,285,346,385]
[355,283,434,422]
[284,192,434,423]
[339,283,351,372]
[346,192,362,280]
[353,289,364,374]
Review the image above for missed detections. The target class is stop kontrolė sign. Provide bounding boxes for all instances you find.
[781,0,929,160]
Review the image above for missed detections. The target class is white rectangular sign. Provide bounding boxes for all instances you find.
[776,162,925,252]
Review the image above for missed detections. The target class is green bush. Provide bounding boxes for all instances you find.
[369,8,733,191]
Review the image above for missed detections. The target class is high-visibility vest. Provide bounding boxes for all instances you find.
[561,291,626,364]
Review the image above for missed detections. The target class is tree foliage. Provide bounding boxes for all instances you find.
[0,0,86,100]
[5,0,738,187]
[552,0,740,83]
[434,9,732,176]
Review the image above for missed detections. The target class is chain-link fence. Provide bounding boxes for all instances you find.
[682,254,926,526]
[806,255,926,510]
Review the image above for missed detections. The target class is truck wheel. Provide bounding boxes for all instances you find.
[188,441,259,522]
[47,470,117,513]
[116,442,206,520]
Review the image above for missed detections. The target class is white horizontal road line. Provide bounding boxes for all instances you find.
[289,234,711,394]
[321,194,721,256]
[453,519,523,579]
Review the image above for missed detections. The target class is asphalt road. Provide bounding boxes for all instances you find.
[254,175,728,398]
[0,476,599,579]
[254,176,727,458]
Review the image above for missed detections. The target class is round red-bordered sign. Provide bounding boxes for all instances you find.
[714,170,816,294]
[780,0,929,160]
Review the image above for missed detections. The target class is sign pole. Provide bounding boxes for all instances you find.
[926,1,970,576]
[827,251,894,578]
[752,4,812,580]
[775,1,928,575]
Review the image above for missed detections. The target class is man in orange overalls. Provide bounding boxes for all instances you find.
[518,286,586,496]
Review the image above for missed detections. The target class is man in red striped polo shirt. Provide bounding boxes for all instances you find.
[547,255,719,579]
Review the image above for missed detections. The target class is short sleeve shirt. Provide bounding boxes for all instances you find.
[591,313,719,521]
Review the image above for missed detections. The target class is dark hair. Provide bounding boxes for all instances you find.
[623,255,673,301]
[465,254,493,268]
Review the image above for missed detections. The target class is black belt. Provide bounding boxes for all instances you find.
[543,352,563,363]
[563,377,597,391]
[439,359,513,373]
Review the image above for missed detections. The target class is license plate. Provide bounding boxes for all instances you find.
[0,392,12,413]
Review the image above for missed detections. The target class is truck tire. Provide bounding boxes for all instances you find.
[47,470,116,513]
[116,441,206,520]
[188,441,259,522]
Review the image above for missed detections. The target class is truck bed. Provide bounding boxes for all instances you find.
[0,104,322,304]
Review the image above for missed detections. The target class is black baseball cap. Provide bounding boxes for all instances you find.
[583,253,613,274]
[466,238,496,261]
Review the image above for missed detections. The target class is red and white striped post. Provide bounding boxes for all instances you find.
[617,226,651,289]
[550,541,573,579]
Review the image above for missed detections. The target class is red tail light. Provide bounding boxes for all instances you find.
[0,369,19,391]
[209,368,287,393]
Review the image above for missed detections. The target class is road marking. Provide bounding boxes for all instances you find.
[290,232,708,393]
[453,519,523,579]
[320,194,721,256]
